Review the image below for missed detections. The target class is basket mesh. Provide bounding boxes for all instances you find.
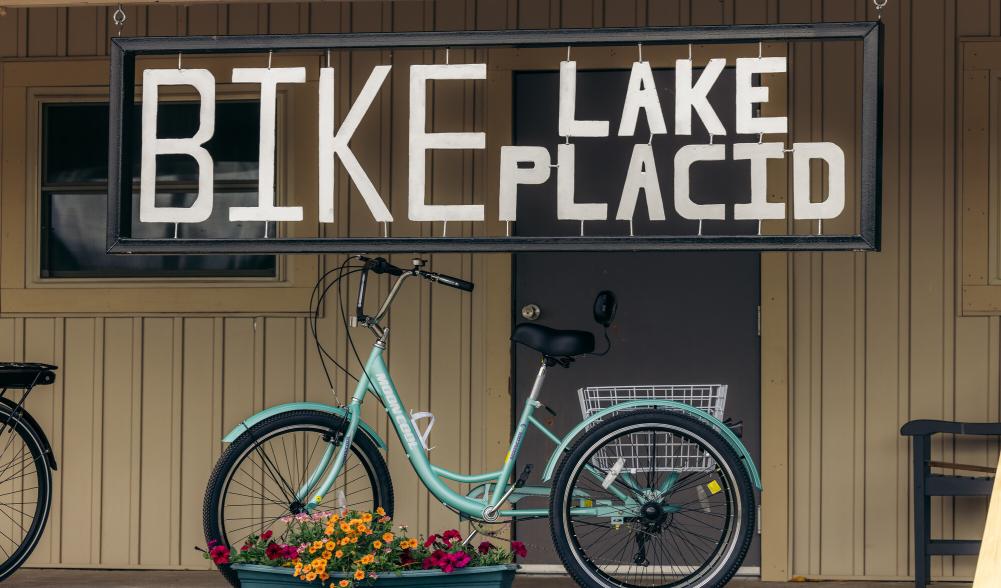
[577,385,728,472]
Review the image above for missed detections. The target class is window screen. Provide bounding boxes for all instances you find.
[40,102,276,278]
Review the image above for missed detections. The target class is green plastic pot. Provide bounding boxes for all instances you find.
[231,563,518,588]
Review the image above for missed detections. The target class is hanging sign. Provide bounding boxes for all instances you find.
[108,23,883,253]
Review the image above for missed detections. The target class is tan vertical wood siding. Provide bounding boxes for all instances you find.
[0,0,995,581]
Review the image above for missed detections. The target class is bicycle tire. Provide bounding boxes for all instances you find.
[549,410,754,588]
[0,405,53,582]
[203,410,394,587]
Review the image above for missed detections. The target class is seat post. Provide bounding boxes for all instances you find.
[488,358,547,509]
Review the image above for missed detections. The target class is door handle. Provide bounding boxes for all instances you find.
[521,304,541,321]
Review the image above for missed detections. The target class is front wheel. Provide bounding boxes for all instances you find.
[203,410,393,586]
[549,410,754,588]
[0,406,52,582]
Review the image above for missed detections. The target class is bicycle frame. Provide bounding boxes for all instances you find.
[296,341,596,520]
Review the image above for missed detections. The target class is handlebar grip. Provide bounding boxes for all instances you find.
[430,272,474,292]
[368,257,403,276]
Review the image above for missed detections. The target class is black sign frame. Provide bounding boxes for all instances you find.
[107,22,882,254]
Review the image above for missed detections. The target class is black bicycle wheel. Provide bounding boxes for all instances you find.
[550,410,754,588]
[0,406,52,582]
[203,410,393,586]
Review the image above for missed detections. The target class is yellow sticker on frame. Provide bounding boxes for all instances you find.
[707,480,722,495]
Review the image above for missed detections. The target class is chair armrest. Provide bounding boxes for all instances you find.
[902,419,1001,437]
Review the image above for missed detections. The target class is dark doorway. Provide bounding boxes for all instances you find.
[510,68,761,568]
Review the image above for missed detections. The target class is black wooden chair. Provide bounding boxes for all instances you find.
[901,420,1001,587]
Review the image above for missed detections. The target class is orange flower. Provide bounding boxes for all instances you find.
[360,553,375,565]
[340,522,352,533]
[375,507,386,516]
[334,549,343,558]
[325,541,336,551]
[382,532,394,543]
[305,572,317,581]
[325,526,334,536]
[361,512,373,523]
[322,550,332,559]
[338,581,350,588]
[319,572,330,581]
[354,569,365,581]
[372,541,382,549]
[340,537,350,546]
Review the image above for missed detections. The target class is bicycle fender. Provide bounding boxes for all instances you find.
[222,402,386,449]
[541,400,761,491]
[0,398,57,470]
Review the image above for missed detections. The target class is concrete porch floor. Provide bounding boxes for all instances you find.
[0,569,970,587]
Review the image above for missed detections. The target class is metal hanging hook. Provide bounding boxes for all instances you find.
[874,0,888,19]
[177,52,183,70]
[445,47,450,64]
[326,49,331,68]
[112,4,127,35]
[267,50,273,69]
[637,43,643,63]
[758,41,763,59]
[566,45,571,62]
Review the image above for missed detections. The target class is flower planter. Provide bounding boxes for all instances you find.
[232,563,518,588]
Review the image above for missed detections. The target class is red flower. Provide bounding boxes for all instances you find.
[511,541,527,558]
[478,541,494,555]
[423,534,439,548]
[209,545,230,565]
[240,543,250,552]
[265,542,283,560]
[260,530,273,541]
[442,529,462,543]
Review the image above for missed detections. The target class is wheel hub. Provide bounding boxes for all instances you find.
[641,501,663,521]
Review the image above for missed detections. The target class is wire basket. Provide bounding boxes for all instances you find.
[577,385,728,473]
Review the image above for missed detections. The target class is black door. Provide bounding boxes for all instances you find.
[510,69,761,568]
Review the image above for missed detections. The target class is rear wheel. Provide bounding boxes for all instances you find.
[0,406,52,581]
[203,410,393,586]
[549,410,754,588]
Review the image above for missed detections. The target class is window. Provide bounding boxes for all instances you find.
[40,101,276,278]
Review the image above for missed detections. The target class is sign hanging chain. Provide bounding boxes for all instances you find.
[112,4,127,36]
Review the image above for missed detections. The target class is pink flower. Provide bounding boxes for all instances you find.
[477,541,494,555]
[442,529,462,543]
[423,534,439,548]
[511,541,527,558]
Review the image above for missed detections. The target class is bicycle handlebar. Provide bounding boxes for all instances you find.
[421,271,475,292]
[366,257,474,292]
[354,256,474,328]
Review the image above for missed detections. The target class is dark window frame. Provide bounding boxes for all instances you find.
[39,100,277,279]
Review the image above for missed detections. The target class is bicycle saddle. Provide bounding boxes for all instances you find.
[511,323,595,357]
